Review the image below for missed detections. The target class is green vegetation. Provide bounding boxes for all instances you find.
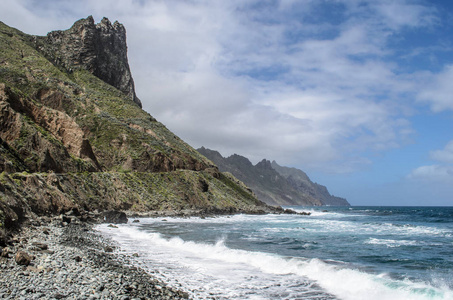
[0,19,270,232]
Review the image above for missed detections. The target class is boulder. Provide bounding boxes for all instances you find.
[102,210,128,224]
[15,250,33,266]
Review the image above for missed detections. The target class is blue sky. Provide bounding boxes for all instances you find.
[1,0,453,206]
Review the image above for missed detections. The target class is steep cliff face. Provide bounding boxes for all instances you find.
[33,16,141,107]
[198,147,350,206]
[0,18,271,233]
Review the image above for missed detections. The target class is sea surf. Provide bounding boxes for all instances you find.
[97,206,453,299]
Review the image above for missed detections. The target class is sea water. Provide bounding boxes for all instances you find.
[97,207,453,299]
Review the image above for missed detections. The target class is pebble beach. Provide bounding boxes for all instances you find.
[0,215,189,300]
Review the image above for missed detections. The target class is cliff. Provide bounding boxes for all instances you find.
[197,147,350,206]
[0,17,273,237]
[33,16,142,108]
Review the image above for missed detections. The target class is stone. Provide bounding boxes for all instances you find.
[15,250,33,266]
[32,242,48,250]
[60,215,72,224]
[102,211,128,224]
[0,247,7,258]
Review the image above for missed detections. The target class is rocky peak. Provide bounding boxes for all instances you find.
[226,154,254,167]
[255,159,273,170]
[34,16,142,107]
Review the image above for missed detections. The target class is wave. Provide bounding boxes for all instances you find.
[97,223,453,300]
[365,238,419,248]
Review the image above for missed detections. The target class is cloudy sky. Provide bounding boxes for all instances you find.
[2,0,453,206]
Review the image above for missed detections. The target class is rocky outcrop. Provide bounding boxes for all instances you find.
[198,147,350,206]
[34,16,141,107]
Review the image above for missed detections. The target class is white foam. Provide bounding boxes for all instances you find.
[97,223,453,300]
[365,238,419,247]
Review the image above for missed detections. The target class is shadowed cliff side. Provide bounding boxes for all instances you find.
[33,16,142,108]
[197,147,349,206]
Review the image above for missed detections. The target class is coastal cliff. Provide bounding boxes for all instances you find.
[0,17,273,238]
[197,147,349,206]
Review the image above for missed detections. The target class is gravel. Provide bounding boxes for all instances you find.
[0,216,189,300]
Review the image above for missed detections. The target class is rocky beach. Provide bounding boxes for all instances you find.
[0,214,189,300]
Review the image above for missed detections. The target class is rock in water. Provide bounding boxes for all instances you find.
[102,210,128,224]
[15,250,33,266]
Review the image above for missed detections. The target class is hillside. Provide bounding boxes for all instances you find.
[197,147,349,206]
[0,17,274,235]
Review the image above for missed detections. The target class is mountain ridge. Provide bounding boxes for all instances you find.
[197,147,350,206]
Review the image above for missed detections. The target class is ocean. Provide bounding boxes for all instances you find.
[96,206,453,300]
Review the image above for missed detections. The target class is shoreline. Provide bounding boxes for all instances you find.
[0,216,189,300]
[0,207,308,299]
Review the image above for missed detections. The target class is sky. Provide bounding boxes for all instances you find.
[1,0,453,206]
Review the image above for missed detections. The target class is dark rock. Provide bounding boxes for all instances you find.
[298,211,311,216]
[74,255,82,262]
[31,242,48,250]
[102,211,128,224]
[0,247,9,258]
[34,16,142,108]
[107,224,118,228]
[15,250,33,266]
[60,215,72,224]
[132,219,140,223]
[104,246,113,253]
[65,208,81,216]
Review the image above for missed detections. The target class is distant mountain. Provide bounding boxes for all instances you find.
[198,147,350,206]
[270,161,349,206]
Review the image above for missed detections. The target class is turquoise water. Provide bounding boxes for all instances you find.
[98,207,453,299]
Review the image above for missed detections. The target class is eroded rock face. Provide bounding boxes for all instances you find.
[0,84,100,172]
[34,16,142,107]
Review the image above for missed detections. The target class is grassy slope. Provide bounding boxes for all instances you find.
[0,21,269,230]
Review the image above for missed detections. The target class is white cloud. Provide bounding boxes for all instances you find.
[408,164,453,183]
[372,2,436,29]
[409,140,453,182]
[0,0,441,173]
[417,65,453,112]
[430,140,453,163]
